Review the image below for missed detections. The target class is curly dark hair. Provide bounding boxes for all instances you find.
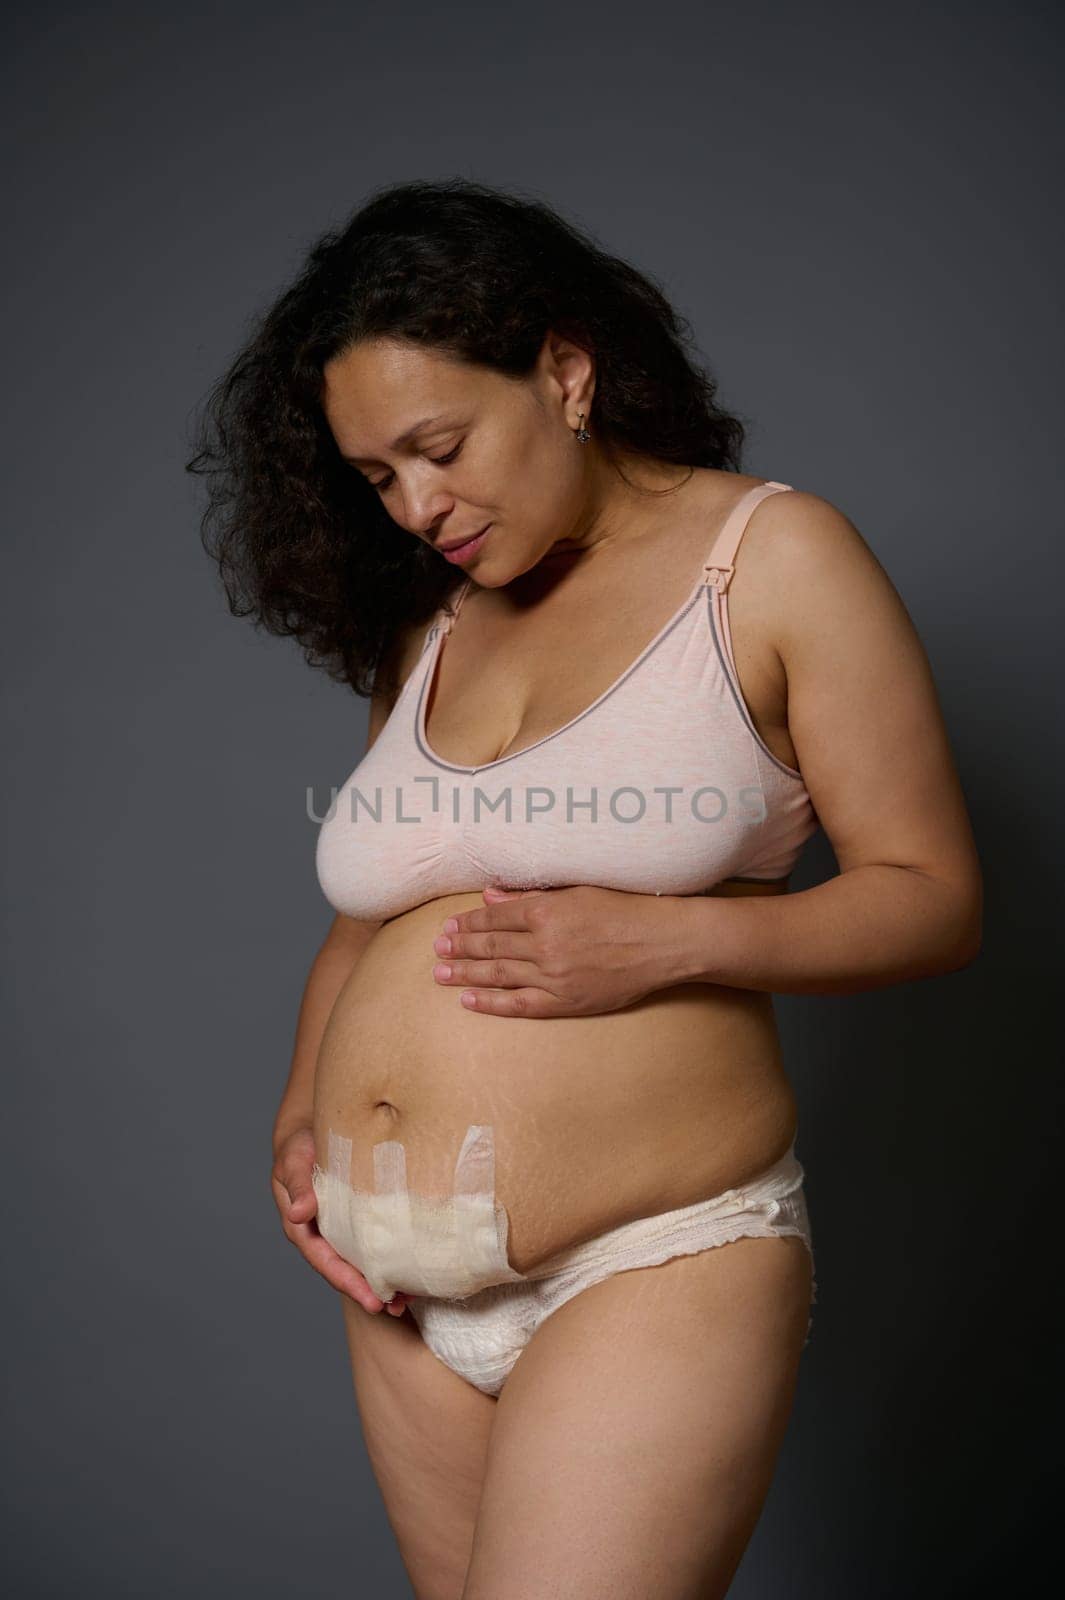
[185,177,748,698]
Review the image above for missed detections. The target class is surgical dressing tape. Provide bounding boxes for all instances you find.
[311,1122,528,1302]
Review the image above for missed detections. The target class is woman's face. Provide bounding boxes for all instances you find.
[320,331,599,584]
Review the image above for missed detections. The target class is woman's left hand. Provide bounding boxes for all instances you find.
[430,884,690,1019]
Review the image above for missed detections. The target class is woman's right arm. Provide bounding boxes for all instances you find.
[270,633,414,1314]
[270,611,428,1312]
[270,913,406,1314]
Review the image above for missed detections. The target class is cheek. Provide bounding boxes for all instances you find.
[468,409,582,541]
[499,466,568,542]
[534,428,586,519]
[503,421,581,511]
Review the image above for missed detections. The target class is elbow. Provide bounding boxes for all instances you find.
[936,884,984,975]
[900,863,983,977]
[941,928,982,975]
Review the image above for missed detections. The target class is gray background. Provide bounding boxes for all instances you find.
[4,1,1061,1595]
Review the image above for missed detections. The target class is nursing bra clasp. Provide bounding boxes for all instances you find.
[311,1122,527,1303]
[704,562,735,594]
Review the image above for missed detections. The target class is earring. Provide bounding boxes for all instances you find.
[574,412,591,444]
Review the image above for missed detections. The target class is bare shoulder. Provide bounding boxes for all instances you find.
[742,486,915,659]
[747,486,886,580]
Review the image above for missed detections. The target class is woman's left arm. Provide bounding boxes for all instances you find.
[669,490,983,996]
[432,493,983,1014]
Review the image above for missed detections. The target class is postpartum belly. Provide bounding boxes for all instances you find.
[311,892,799,1274]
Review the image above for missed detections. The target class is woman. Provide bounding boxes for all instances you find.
[189,178,982,1599]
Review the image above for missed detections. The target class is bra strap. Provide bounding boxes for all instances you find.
[703,481,794,593]
[438,576,474,636]
[422,577,474,647]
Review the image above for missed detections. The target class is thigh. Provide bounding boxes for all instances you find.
[462,1234,813,1600]
[339,1298,497,1600]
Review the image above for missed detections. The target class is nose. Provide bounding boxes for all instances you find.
[403,489,453,541]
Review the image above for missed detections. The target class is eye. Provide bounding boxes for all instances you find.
[367,441,463,493]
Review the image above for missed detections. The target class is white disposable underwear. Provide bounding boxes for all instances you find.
[311,1123,528,1302]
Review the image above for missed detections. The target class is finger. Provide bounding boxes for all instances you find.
[433,957,545,992]
[290,1221,381,1306]
[276,1169,412,1317]
[286,1178,317,1224]
[271,1169,317,1226]
[287,1204,412,1311]
[287,1218,409,1313]
[456,985,565,1018]
[434,929,538,962]
[444,897,545,935]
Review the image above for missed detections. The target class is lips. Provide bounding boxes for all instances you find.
[438,524,489,553]
[438,524,491,564]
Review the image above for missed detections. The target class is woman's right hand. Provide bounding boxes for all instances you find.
[272,1124,410,1317]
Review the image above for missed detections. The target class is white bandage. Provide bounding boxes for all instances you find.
[311,1123,527,1302]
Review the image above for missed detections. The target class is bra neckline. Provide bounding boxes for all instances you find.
[415,568,713,776]
[414,480,794,777]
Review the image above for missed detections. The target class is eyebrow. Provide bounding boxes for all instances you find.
[341,414,454,466]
